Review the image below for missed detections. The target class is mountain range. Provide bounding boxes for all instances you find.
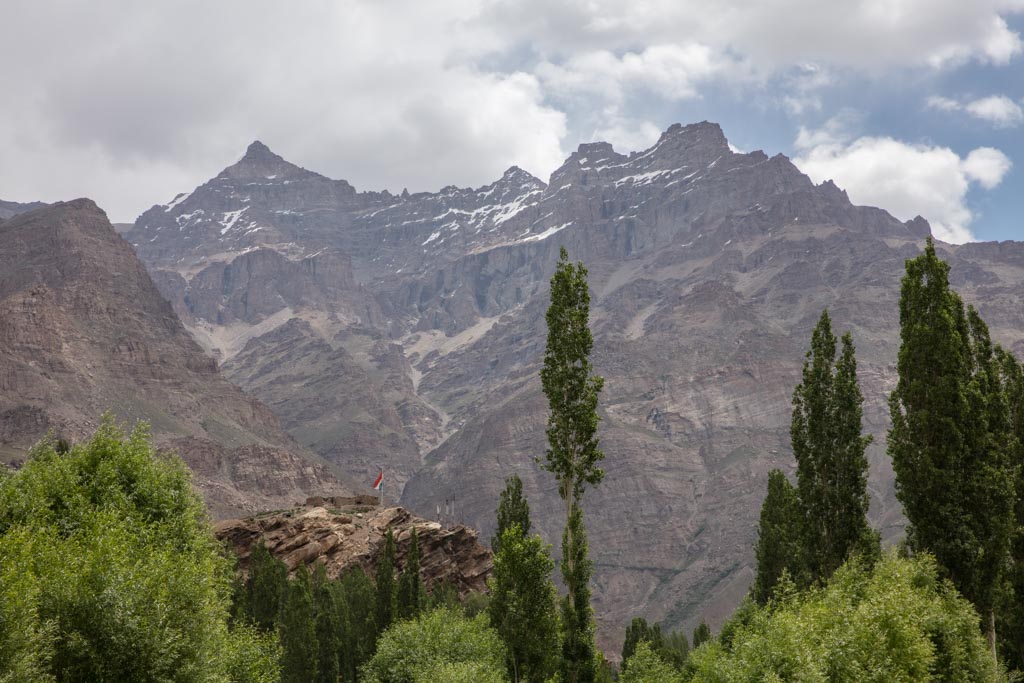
[6,121,1024,650]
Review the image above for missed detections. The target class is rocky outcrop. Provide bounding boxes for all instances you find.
[216,505,493,595]
[0,200,349,516]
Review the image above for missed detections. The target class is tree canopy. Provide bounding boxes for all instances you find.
[0,416,279,682]
[688,551,997,682]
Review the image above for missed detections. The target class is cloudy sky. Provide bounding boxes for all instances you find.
[1,1,1022,243]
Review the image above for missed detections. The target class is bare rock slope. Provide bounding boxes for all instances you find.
[0,200,348,517]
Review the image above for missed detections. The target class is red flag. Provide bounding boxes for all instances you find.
[372,467,384,491]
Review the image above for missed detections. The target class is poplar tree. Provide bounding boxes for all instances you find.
[752,469,803,604]
[540,247,605,683]
[397,527,423,620]
[375,529,398,636]
[340,567,377,680]
[621,617,664,671]
[279,566,318,683]
[791,310,876,584]
[312,564,340,683]
[488,524,560,683]
[889,237,1015,659]
[692,620,711,649]
[996,347,1024,671]
[246,541,288,631]
[493,473,531,553]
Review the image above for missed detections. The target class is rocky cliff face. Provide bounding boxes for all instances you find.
[0,199,47,221]
[0,200,348,517]
[126,122,1024,650]
[215,504,492,595]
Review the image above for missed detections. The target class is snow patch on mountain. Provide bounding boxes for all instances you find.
[220,208,248,235]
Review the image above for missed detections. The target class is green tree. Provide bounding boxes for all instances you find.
[540,246,605,683]
[339,567,376,681]
[692,620,711,650]
[279,566,318,683]
[488,524,560,682]
[397,528,423,621]
[594,655,616,683]
[687,551,998,682]
[889,238,1015,657]
[660,629,690,670]
[996,347,1024,672]
[245,541,288,631]
[621,641,684,683]
[493,474,532,554]
[791,310,877,585]
[752,470,803,604]
[621,617,663,671]
[428,577,460,611]
[360,607,508,683]
[375,529,398,636]
[312,564,341,683]
[0,417,279,682]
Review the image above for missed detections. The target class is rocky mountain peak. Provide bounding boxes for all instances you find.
[244,139,274,159]
[496,165,545,191]
[218,140,312,181]
[640,121,731,166]
[904,215,933,238]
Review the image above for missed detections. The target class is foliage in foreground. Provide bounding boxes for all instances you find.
[621,641,685,683]
[360,607,508,683]
[488,524,560,682]
[621,617,689,673]
[687,551,999,682]
[0,417,279,683]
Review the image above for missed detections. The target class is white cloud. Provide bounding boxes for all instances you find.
[794,121,1012,243]
[965,95,1024,126]
[963,147,1014,188]
[533,44,741,154]
[926,95,962,112]
[536,44,737,104]
[1,1,1022,221]
[482,0,1024,70]
[928,93,1024,126]
[591,118,663,153]
[0,1,567,221]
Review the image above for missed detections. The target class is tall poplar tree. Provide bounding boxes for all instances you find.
[995,347,1024,672]
[398,527,423,620]
[488,524,560,683]
[791,310,876,584]
[540,246,604,683]
[493,473,532,553]
[889,237,1015,659]
[246,541,288,631]
[312,564,340,683]
[621,618,664,671]
[752,469,803,604]
[279,566,318,683]
[375,529,398,637]
[339,567,376,680]
[692,621,711,649]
